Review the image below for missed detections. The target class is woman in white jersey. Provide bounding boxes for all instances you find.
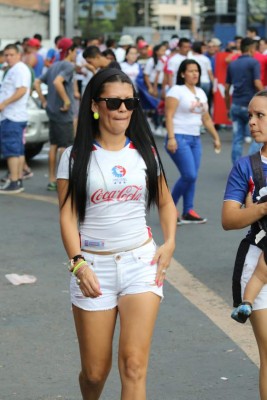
[120,45,140,90]
[57,68,176,400]
[165,59,221,224]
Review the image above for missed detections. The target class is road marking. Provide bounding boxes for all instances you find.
[13,191,260,367]
[17,192,58,205]
[167,258,259,367]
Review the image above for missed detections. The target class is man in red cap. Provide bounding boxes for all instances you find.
[137,40,150,70]
[58,37,74,60]
[34,38,79,191]
[22,38,44,78]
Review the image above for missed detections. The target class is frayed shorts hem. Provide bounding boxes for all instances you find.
[70,240,164,311]
[72,290,163,312]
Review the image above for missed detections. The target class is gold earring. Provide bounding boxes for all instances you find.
[93,112,99,120]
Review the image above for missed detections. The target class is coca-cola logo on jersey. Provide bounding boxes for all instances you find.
[91,185,143,204]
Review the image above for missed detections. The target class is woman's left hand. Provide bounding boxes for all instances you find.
[151,243,174,287]
[213,139,221,153]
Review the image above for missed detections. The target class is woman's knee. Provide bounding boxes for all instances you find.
[120,354,147,382]
[80,364,111,387]
[180,172,197,184]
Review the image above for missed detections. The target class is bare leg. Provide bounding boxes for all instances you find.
[118,293,161,400]
[7,156,20,181]
[18,155,25,179]
[243,252,267,304]
[48,144,58,183]
[72,305,117,400]
[251,309,267,399]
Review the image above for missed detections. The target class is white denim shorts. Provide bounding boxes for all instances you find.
[70,240,163,311]
[241,244,267,310]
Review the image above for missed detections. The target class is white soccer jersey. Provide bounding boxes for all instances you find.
[57,141,159,252]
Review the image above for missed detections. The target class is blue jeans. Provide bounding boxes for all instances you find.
[165,134,202,215]
[0,118,27,158]
[230,103,261,164]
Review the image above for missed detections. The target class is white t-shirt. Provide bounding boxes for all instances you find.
[167,85,208,135]
[189,54,212,84]
[120,62,140,88]
[57,141,159,252]
[167,53,187,86]
[114,47,126,63]
[144,57,165,85]
[0,61,31,122]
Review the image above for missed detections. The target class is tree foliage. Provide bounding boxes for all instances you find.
[114,0,135,31]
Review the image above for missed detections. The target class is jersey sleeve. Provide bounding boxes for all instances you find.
[57,147,72,179]
[223,158,253,204]
[166,85,181,100]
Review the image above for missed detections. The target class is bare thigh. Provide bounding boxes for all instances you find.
[118,293,161,368]
[72,305,118,375]
[250,309,267,360]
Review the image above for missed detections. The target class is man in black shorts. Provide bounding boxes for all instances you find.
[35,38,78,190]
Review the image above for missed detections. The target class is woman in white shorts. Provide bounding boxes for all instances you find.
[222,90,267,399]
[57,68,177,400]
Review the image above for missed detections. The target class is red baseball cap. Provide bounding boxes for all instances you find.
[57,37,73,60]
[26,38,41,48]
[137,40,149,50]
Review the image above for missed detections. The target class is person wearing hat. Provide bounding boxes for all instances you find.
[114,34,134,63]
[137,40,150,71]
[34,38,78,191]
[22,38,44,78]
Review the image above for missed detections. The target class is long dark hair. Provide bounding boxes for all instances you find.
[176,59,201,86]
[152,44,162,67]
[63,68,167,222]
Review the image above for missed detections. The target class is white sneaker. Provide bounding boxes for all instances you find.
[154,126,167,137]
[154,126,163,137]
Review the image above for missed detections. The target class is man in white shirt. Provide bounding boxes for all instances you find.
[0,44,31,194]
[167,38,191,87]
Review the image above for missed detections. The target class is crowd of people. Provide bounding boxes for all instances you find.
[2,27,267,399]
[0,30,266,196]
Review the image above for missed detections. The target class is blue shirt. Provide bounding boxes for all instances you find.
[226,55,260,107]
[224,156,267,205]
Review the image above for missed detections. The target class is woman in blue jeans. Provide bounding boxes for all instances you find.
[165,59,221,224]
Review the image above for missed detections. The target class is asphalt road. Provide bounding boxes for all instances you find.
[0,130,260,400]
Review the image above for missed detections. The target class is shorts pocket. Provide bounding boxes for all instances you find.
[133,241,157,267]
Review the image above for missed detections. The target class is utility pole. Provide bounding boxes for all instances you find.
[144,0,149,27]
[50,0,60,42]
[65,0,74,37]
[236,0,247,36]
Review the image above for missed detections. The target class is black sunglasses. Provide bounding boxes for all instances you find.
[95,97,140,111]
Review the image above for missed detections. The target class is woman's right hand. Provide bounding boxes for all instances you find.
[77,266,102,298]
[166,137,178,154]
